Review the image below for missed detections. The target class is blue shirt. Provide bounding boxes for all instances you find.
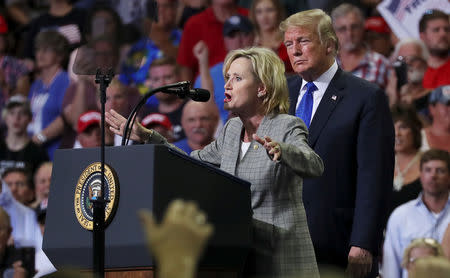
[194,62,228,123]
[28,71,70,159]
[119,30,182,107]
[174,138,193,154]
[382,193,450,278]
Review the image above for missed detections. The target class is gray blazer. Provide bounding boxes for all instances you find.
[190,113,323,277]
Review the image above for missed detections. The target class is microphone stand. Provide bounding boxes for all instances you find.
[121,81,190,146]
[93,68,114,277]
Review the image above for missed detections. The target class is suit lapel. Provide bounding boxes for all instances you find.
[224,120,243,175]
[308,69,346,147]
[288,75,303,115]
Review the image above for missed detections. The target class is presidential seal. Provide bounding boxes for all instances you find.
[74,162,119,230]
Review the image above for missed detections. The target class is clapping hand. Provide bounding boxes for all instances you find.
[253,134,282,161]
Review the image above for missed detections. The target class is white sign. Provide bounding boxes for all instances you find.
[377,0,450,39]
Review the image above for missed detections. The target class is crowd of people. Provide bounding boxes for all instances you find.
[0,0,449,277]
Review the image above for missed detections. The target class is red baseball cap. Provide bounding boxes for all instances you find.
[141,113,172,130]
[77,111,101,133]
[365,16,390,34]
[0,15,7,34]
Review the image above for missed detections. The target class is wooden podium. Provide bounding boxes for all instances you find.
[43,145,252,277]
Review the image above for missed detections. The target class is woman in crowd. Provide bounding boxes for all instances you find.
[106,47,323,277]
[390,104,423,213]
[28,30,70,159]
[249,0,293,73]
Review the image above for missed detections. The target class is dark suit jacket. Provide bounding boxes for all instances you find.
[288,69,394,268]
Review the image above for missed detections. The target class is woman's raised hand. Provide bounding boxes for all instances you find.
[105,109,150,143]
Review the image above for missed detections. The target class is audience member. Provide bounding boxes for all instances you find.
[409,256,450,278]
[386,39,431,111]
[383,149,450,278]
[21,0,87,66]
[401,238,445,275]
[0,206,27,278]
[102,78,140,146]
[331,3,390,89]
[141,113,174,143]
[284,9,394,277]
[119,0,182,95]
[176,0,248,82]
[174,101,219,154]
[391,105,423,213]
[0,95,48,176]
[250,0,292,72]
[364,16,392,58]
[0,32,30,111]
[0,182,55,276]
[28,30,70,160]
[193,14,254,123]
[2,168,34,207]
[177,0,208,29]
[422,86,450,152]
[74,110,101,149]
[33,162,52,211]
[142,57,186,142]
[138,199,213,278]
[419,9,450,90]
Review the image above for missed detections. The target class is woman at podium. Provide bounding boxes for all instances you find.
[106,47,323,278]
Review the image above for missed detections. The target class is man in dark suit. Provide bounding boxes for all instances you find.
[280,9,395,277]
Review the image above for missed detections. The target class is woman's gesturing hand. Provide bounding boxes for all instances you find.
[253,134,282,161]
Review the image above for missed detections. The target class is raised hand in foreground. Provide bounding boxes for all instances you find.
[138,200,214,278]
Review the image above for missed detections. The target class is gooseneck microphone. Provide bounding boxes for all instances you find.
[161,81,210,102]
[122,81,211,146]
[163,87,211,102]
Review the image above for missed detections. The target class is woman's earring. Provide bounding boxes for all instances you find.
[257,92,264,98]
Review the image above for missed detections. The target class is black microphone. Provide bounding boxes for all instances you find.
[163,87,211,102]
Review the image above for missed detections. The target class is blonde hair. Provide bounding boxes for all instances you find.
[410,256,450,278]
[223,47,289,115]
[279,9,338,55]
[402,238,445,268]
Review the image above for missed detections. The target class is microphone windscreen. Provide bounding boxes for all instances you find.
[190,88,210,102]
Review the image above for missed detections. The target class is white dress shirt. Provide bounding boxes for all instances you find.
[295,61,338,126]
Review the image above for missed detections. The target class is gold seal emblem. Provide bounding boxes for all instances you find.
[74,162,119,230]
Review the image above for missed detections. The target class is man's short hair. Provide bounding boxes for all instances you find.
[149,56,179,75]
[1,167,34,190]
[279,9,339,56]
[419,9,449,33]
[392,38,430,61]
[391,104,423,150]
[330,3,365,24]
[420,149,450,172]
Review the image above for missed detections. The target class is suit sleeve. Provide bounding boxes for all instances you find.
[279,117,324,178]
[350,88,395,254]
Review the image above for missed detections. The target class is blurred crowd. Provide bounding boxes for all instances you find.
[0,0,448,277]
